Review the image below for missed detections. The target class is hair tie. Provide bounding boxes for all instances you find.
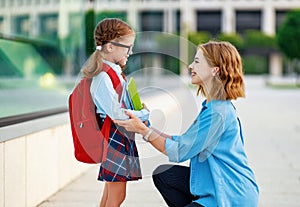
[96,45,102,51]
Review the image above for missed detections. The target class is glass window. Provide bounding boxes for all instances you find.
[140,11,164,31]
[39,14,58,39]
[236,10,262,35]
[0,1,86,121]
[8,0,13,6]
[176,10,181,33]
[196,10,221,36]
[0,38,68,118]
[24,0,32,5]
[16,0,24,6]
[0,0,5,7]
[14,15,30,36]
[0,17,4,31]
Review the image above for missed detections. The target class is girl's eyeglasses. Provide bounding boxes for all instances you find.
[108,41,133,55]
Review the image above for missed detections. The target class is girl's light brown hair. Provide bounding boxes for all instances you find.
[82,18,134,78]
[197,41,245,100]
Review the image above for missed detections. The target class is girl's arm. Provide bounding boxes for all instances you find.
[114,111,172,155]
[91,73,127,120]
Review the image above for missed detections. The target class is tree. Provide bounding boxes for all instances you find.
[217,33,244,49]
[85,9,95,57]
[277,9,300,60]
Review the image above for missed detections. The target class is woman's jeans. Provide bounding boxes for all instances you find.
[152,164,204,207]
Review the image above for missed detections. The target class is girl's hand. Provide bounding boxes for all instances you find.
[142,103,149,112]
[143,120,150,127]
[114,111,148,134]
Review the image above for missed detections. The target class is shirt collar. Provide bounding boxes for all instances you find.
[202,99,233,111]
[202,100,208,109]
[102,59,122,75]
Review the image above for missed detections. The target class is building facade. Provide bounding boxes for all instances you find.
[1,0,300,75]
[1,0,299,36]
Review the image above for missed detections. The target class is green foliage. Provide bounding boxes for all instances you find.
[154,33,180,57]
[69,12,85,49]
[216,33,244,49]
[33,43,64,74]
[244,30,277,49]
[85,9,95,57]
[187,32,211,62]
[188,31,211,46]
[277,9,300,59]
[0,36,63,75]
[96,11,127,23]
[243,55,268,74]
[162,55,180,75]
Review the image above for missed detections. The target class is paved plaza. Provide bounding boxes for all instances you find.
[38,76,300,207]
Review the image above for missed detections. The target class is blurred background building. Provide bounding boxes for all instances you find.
[1,0,299,76]
[0,0,300,118]
[1,0,300,118]
[1,1,300,206]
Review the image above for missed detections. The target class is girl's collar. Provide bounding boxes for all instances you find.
[102,59,122,75]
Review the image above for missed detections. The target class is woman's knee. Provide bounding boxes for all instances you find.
[153,164,176,176]
[152,164,174,186]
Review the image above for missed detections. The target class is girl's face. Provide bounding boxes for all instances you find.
[106,34,135,67]
[188,49,214,86]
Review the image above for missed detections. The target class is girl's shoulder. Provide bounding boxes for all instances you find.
[90,71,114,93]
[92,70,111,84]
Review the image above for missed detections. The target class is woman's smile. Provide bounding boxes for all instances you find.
[191,71,197,77]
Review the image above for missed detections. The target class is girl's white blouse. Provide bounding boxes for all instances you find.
[90,59,149,121]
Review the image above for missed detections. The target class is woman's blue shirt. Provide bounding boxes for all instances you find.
[165,100,259,207]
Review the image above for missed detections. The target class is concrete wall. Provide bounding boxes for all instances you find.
[0,114,91,207]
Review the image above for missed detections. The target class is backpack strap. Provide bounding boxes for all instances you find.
[100,63,124,162]
[102,63,123,101]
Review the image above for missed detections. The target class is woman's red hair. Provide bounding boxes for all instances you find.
[197,41,245,100]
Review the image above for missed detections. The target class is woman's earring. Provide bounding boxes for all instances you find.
[212,70,216,77]
[212,67,219,77]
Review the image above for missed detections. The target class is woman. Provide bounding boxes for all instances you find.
[114,41,259,207]
[81,18,149,207]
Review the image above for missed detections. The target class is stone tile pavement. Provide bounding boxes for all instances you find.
[37,76,300,207]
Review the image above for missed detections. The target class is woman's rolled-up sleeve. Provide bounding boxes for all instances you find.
[165,110,225,163]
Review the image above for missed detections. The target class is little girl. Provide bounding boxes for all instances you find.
[81,18,149,207]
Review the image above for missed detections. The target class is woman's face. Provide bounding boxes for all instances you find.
[188,49,214,86]
[106,34,135,67]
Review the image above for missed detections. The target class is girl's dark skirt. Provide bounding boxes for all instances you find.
[98,122,142,182]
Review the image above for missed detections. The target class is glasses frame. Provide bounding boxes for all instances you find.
[108,41,133,55]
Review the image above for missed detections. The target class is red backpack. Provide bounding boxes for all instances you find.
[68,64,123,164]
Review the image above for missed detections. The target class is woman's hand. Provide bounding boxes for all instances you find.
[114,111,149,135]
